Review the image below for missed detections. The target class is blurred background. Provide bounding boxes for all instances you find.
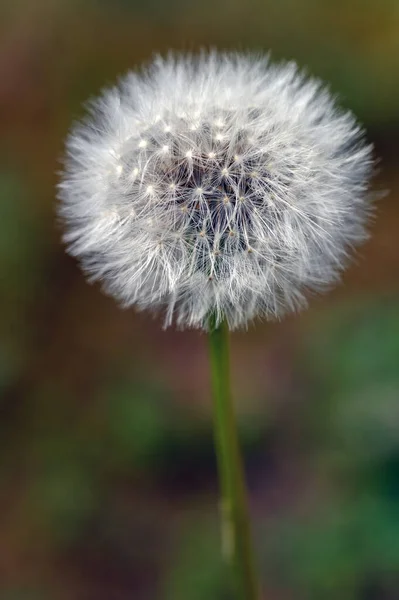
[1,1,399,598]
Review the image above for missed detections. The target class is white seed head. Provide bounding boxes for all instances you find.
[58,52,374,330]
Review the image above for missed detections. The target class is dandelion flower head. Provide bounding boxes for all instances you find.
[58,52,373,329]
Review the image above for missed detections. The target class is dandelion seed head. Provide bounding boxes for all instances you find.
[58,52,374,330]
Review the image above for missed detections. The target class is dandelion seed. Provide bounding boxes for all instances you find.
[58,51,374,330]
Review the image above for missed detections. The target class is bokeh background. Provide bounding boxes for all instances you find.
[1,1,399,598]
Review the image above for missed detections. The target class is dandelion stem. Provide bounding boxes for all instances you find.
[208,316,259,600]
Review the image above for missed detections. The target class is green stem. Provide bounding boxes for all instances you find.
[208,317,259,600]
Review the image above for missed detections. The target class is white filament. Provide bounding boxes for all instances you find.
[58,52,373,330]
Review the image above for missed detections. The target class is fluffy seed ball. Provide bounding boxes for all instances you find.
[58,52,373,330]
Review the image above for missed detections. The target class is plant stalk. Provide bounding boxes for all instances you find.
[208,317,259,600]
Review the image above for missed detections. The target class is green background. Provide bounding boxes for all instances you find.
[0,1,398,598]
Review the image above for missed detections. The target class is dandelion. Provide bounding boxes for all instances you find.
[58,52,373,331]
[58,52,375,600]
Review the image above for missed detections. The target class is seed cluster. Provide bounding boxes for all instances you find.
[59,53,373,329]
[114,107,289,277]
